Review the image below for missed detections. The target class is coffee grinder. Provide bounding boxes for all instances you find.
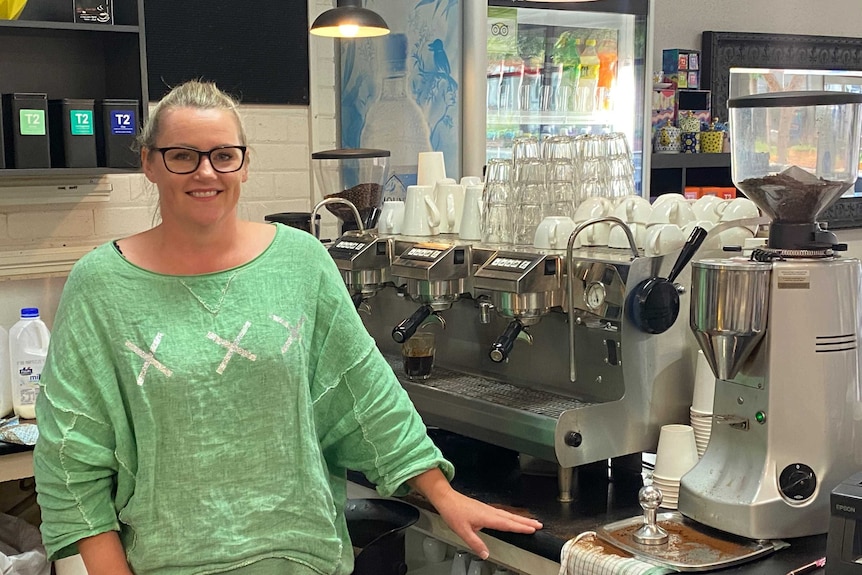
[679,91,862,539]
[311,148,390,234]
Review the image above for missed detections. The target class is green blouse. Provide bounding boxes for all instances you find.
[34,224,453,575]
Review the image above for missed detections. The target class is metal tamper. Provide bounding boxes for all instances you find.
[632,485,669,545]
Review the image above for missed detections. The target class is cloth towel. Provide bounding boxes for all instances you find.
[0,417,38,446]
[559,532,678,575]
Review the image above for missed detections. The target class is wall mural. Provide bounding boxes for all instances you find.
[340,0,461,200]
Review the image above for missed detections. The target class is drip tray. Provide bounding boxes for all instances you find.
[596,511,787,571]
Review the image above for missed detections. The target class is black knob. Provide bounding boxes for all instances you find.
[564,431,582,447]
[779,463,817,501]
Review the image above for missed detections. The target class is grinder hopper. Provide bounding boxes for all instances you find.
[312,148,390,234]
[728,91,862,250]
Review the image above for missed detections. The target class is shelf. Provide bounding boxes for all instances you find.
[0,19,139,33]
[649,152,733,195]
[488,110,616,126]
[650,152,730,169]
[0,168,139,179]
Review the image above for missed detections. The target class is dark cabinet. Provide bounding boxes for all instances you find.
[0,0,147,177]
[649,152,733,197]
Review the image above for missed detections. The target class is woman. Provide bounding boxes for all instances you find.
[33,80,541,575]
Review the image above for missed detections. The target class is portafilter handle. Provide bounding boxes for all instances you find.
[311,198,365,238]
[489,319,533,363]
[392,305,441,343]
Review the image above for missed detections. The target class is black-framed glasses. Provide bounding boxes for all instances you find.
[152,146,247,174]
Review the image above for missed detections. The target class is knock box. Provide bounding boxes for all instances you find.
[2,93,51,169]
[49,98,98,168]
[95,99,140,168]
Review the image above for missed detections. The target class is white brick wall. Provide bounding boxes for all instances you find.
[0,106,317,253]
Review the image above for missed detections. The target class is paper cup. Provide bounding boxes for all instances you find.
[417,151,446,187]
[653,424,698,481]
[692,350,716,414]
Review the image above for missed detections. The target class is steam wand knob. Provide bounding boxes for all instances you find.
[631,485,669,545]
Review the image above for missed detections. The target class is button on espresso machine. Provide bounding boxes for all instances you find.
[390,241,473,343]
[473,251,565,363]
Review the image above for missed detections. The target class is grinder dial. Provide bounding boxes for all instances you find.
[779,463,817,502]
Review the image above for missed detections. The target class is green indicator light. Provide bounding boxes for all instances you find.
[755,411,766,424]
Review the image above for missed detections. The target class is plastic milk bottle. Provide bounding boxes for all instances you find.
[10,308,50,420]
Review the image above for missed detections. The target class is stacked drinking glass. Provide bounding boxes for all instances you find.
[481,158,514,245]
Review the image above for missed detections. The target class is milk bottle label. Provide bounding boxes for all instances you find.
[14,357,44,407]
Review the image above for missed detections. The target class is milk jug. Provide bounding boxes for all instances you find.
[10,308,50,420]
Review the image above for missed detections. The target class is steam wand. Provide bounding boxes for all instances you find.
[311,198,365,239]
[566,217,637,382]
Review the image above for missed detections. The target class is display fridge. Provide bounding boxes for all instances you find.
[339,0,654,199]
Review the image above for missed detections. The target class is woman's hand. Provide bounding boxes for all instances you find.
[407,468,543,559]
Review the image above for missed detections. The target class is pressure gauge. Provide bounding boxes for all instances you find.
[585,281,606,311]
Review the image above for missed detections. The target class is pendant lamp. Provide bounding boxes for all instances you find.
[309,0,390,38]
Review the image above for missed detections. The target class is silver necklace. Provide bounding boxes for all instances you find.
[178,271,239,315]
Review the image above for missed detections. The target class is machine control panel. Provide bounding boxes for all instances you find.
[474,252,563,293]
[391,242,472,282]
[327,236,391,270]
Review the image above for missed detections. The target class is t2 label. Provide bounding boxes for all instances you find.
[110,110,136,135]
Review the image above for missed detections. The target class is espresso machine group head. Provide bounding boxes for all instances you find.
[390,241,475,343]
[473,250,566,363]
[312,197,396,311]
[679,91,862,540]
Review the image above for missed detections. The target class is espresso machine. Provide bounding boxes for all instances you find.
[679,91,862,540]
[351,229,699,474]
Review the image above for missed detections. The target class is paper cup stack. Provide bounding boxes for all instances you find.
[652,424,699,510]
[690,350,715,457]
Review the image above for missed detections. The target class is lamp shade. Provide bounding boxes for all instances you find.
[310,1,390,38]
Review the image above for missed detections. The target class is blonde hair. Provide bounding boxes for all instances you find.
[137,80,247,150]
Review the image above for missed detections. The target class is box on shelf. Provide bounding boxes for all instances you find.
[677,89,711,125]
[651,87,676,131]
[2,93,51,169]
[49,98,97,168]
[651,87,711,134]
[95,99,140,169]
[73,0,113,24]
[662,48,700,89]
[702,186,737,199]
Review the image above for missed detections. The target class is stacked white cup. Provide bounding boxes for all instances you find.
[652,423,698,510]
[690,349,715,458]
[644,195,696,256]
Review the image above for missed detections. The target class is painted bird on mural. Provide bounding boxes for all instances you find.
[428,39,458,91]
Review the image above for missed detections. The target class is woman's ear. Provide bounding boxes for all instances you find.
[241,150,250,183]
[141,148,157,183]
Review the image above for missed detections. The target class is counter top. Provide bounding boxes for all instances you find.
[350,428,827,574]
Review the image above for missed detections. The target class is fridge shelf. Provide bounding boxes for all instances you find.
[487,111,616,126]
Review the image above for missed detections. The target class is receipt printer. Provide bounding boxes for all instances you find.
[827,471,862,574]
